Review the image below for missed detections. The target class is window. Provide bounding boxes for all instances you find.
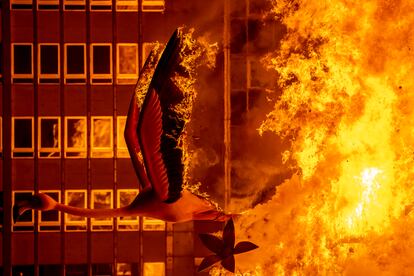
[0,117,3,158]
[38,44,60,84]
[143,217,165,231]
[231,57,247,91]
[91,116,113,158]
[248,58,274,89]
[66,265,88,276]
[116,0,137,11]
[142,0,165,12]
[65,190,87,231]
[143,262,165,276]
[90,0,112,10]
[12,117,34,158]
[39,117,61,158]
[11,0,33,9]
[91,44,112,84]
[65,117,87,158]
[0,192,3,229]
[64,0,86,10]
[12,43,33,83]
[37,0,59,10]
[142,43,158,67]
[0,43,3,80]
[116,263,138,276]
[91,190,113,231]
[117,116,129,158]
[231,91,247,126]
[65,44,86,84]
[92,264,112,276]
[117,44,138,84]
[39,265,63,276]
[12,266,35,276]
[117,189,139,230]
[13,191,34,232]
[39,190,60,231]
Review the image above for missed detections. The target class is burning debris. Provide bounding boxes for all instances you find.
[232,0,414,275]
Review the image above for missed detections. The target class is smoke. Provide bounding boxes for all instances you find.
[182,0,293,209]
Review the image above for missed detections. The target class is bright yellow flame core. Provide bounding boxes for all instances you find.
[234,0,414,275]
[339,167,392,235]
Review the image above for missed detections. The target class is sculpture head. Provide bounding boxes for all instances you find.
[13,193,58,223]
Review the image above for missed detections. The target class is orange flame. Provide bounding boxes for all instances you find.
[233,0,414,275]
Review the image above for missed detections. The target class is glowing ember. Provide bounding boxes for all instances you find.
[232,0,414,274]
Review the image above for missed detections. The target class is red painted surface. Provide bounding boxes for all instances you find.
[65,233,87,263]
[38,85,60,116]
[38,233,61,264]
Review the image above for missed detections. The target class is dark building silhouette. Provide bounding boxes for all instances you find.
[0,0,278,275]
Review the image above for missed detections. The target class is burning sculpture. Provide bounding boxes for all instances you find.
[13,29,228,223]
[228,0,414,275]
[13,27,259,273]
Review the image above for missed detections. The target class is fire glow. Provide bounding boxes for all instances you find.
[221,0,414,275]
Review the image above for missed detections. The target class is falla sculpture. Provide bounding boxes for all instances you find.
[13,28,258,273]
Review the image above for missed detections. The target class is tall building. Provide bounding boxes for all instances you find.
[0,0,279,275]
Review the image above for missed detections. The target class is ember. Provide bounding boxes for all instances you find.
[231,0,414,275]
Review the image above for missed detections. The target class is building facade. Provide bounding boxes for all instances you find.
[0,0,277,275]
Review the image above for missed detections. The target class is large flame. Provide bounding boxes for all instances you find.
[229,0,414,275]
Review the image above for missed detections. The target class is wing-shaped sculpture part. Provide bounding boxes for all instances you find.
[138,88,170,200]
[138,28,186,203]
[124,48,161,191]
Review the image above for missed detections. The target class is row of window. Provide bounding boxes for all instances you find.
[10,43,157,84]
[12,189,165,232]
[12,263,165,276]
[10,0,165,12]
[4,116,131,158]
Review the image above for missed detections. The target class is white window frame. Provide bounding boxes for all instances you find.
[64,43,87,84]
[142,0,165,12]
[12,191,34,232]
[64,116,87,158]
[117,189,139,231]
[116,43,139,84]
[65,190,87,231]
[12,117,34,158]
[38,43,60,84]
[38,117,61,158]
[143,217,165,231]
[64,0,86,10]
[91,116,113,158]
[117,116,129,158]
[116,0,137,11]
[90,43,113,85]
[38,190,61,232]
[11,0,33,10]
[37,0,59,10]
[90,0,112,11]
[11,43,34,83]
[143,262,165,276]
[91,189,113,231]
